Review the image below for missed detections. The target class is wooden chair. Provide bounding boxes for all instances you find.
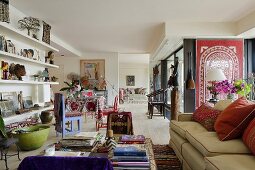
[147,89,166,119]
[54,93,82,138]
[106,111,134,137]
[96,96,118,131]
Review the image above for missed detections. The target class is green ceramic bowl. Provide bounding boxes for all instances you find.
[12,125,50,151]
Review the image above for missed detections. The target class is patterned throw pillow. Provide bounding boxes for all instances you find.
[192,103,221,131]
[242,118,255,155]
[214,97,255,141]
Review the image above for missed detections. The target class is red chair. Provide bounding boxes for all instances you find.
[96,96,118,131]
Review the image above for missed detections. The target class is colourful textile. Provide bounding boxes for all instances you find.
[18,156,113,170]
[215,97,255,141]
[243,118,255,155]
[192,103,221,131]
[196,39,244,107]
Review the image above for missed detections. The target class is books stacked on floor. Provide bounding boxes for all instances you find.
[118,135,145,144]
[111,146,150,170]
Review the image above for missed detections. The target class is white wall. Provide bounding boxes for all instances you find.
[50,52,119,105]
[119,63,148,89]
[119,54,149,92]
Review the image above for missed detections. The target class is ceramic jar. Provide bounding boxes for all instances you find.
[40,110,53,124]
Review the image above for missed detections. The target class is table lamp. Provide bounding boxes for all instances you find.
[206,68,226,102]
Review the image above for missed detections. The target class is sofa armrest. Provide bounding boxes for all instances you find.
[177,113,193,121]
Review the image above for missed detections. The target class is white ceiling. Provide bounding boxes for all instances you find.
[119,54,150,64]
[11,0,255,55]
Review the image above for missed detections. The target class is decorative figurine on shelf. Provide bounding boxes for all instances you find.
[8,63,15,80]
[14,64,26,80]
[45,51,54,64]
[42,68,49,82]
[81,75,90,90]
[18,17,40,36]
[1,61,9,80]
[18,91,24,110]
[27,49,34,59]
[98,77,107,90]
[51,76,58,82]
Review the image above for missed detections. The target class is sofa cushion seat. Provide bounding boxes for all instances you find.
[170,120,207,139]
[186,131,251,157]
[205,155,255,170]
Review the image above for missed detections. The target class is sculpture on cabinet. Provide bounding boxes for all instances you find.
[45,51,54,64]
[27,49,34,59]
[14,64,26,80]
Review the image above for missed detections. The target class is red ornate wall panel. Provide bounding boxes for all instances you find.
[196,39,244,107]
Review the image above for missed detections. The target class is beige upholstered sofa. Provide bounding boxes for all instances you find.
[169,113,255,170]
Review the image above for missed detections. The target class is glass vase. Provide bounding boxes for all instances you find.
[227,93,235,100]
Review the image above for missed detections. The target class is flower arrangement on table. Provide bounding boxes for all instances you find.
[207,79,252,100]
[60,81,83,99]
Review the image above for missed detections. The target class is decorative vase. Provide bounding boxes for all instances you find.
[227,93,235,100]
[40,110,53,124]
[105,130,117,152]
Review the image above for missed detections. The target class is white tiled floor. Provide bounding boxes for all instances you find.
[0,103,170,170]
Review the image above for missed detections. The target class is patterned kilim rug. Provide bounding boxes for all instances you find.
[152,144,181,170]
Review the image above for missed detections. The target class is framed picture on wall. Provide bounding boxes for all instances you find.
[80,59,105,89]
[126,75,135,86]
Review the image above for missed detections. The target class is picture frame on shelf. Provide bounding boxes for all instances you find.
[23,96,33,109]
[0,100,16,118]
[0,35,7,51]
[6,40,15,54]
[1,91,19,111]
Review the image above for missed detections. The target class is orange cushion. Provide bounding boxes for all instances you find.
[243,118,255,155]
[214,97,255,141]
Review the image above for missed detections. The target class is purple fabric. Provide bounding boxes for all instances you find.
[18,156,113,170]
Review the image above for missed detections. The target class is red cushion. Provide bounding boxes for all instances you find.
[192,103,221,131]
[243,118,255,155]
[214,97,255,141]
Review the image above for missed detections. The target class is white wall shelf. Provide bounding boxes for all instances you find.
[3,105,54,125]
[0,22,59,52]
[0,80,59,85]
[0,51,59,68]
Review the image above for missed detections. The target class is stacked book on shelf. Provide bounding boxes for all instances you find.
[118,135,145,144]
[111,145,150,170]
[59,132,103,151]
